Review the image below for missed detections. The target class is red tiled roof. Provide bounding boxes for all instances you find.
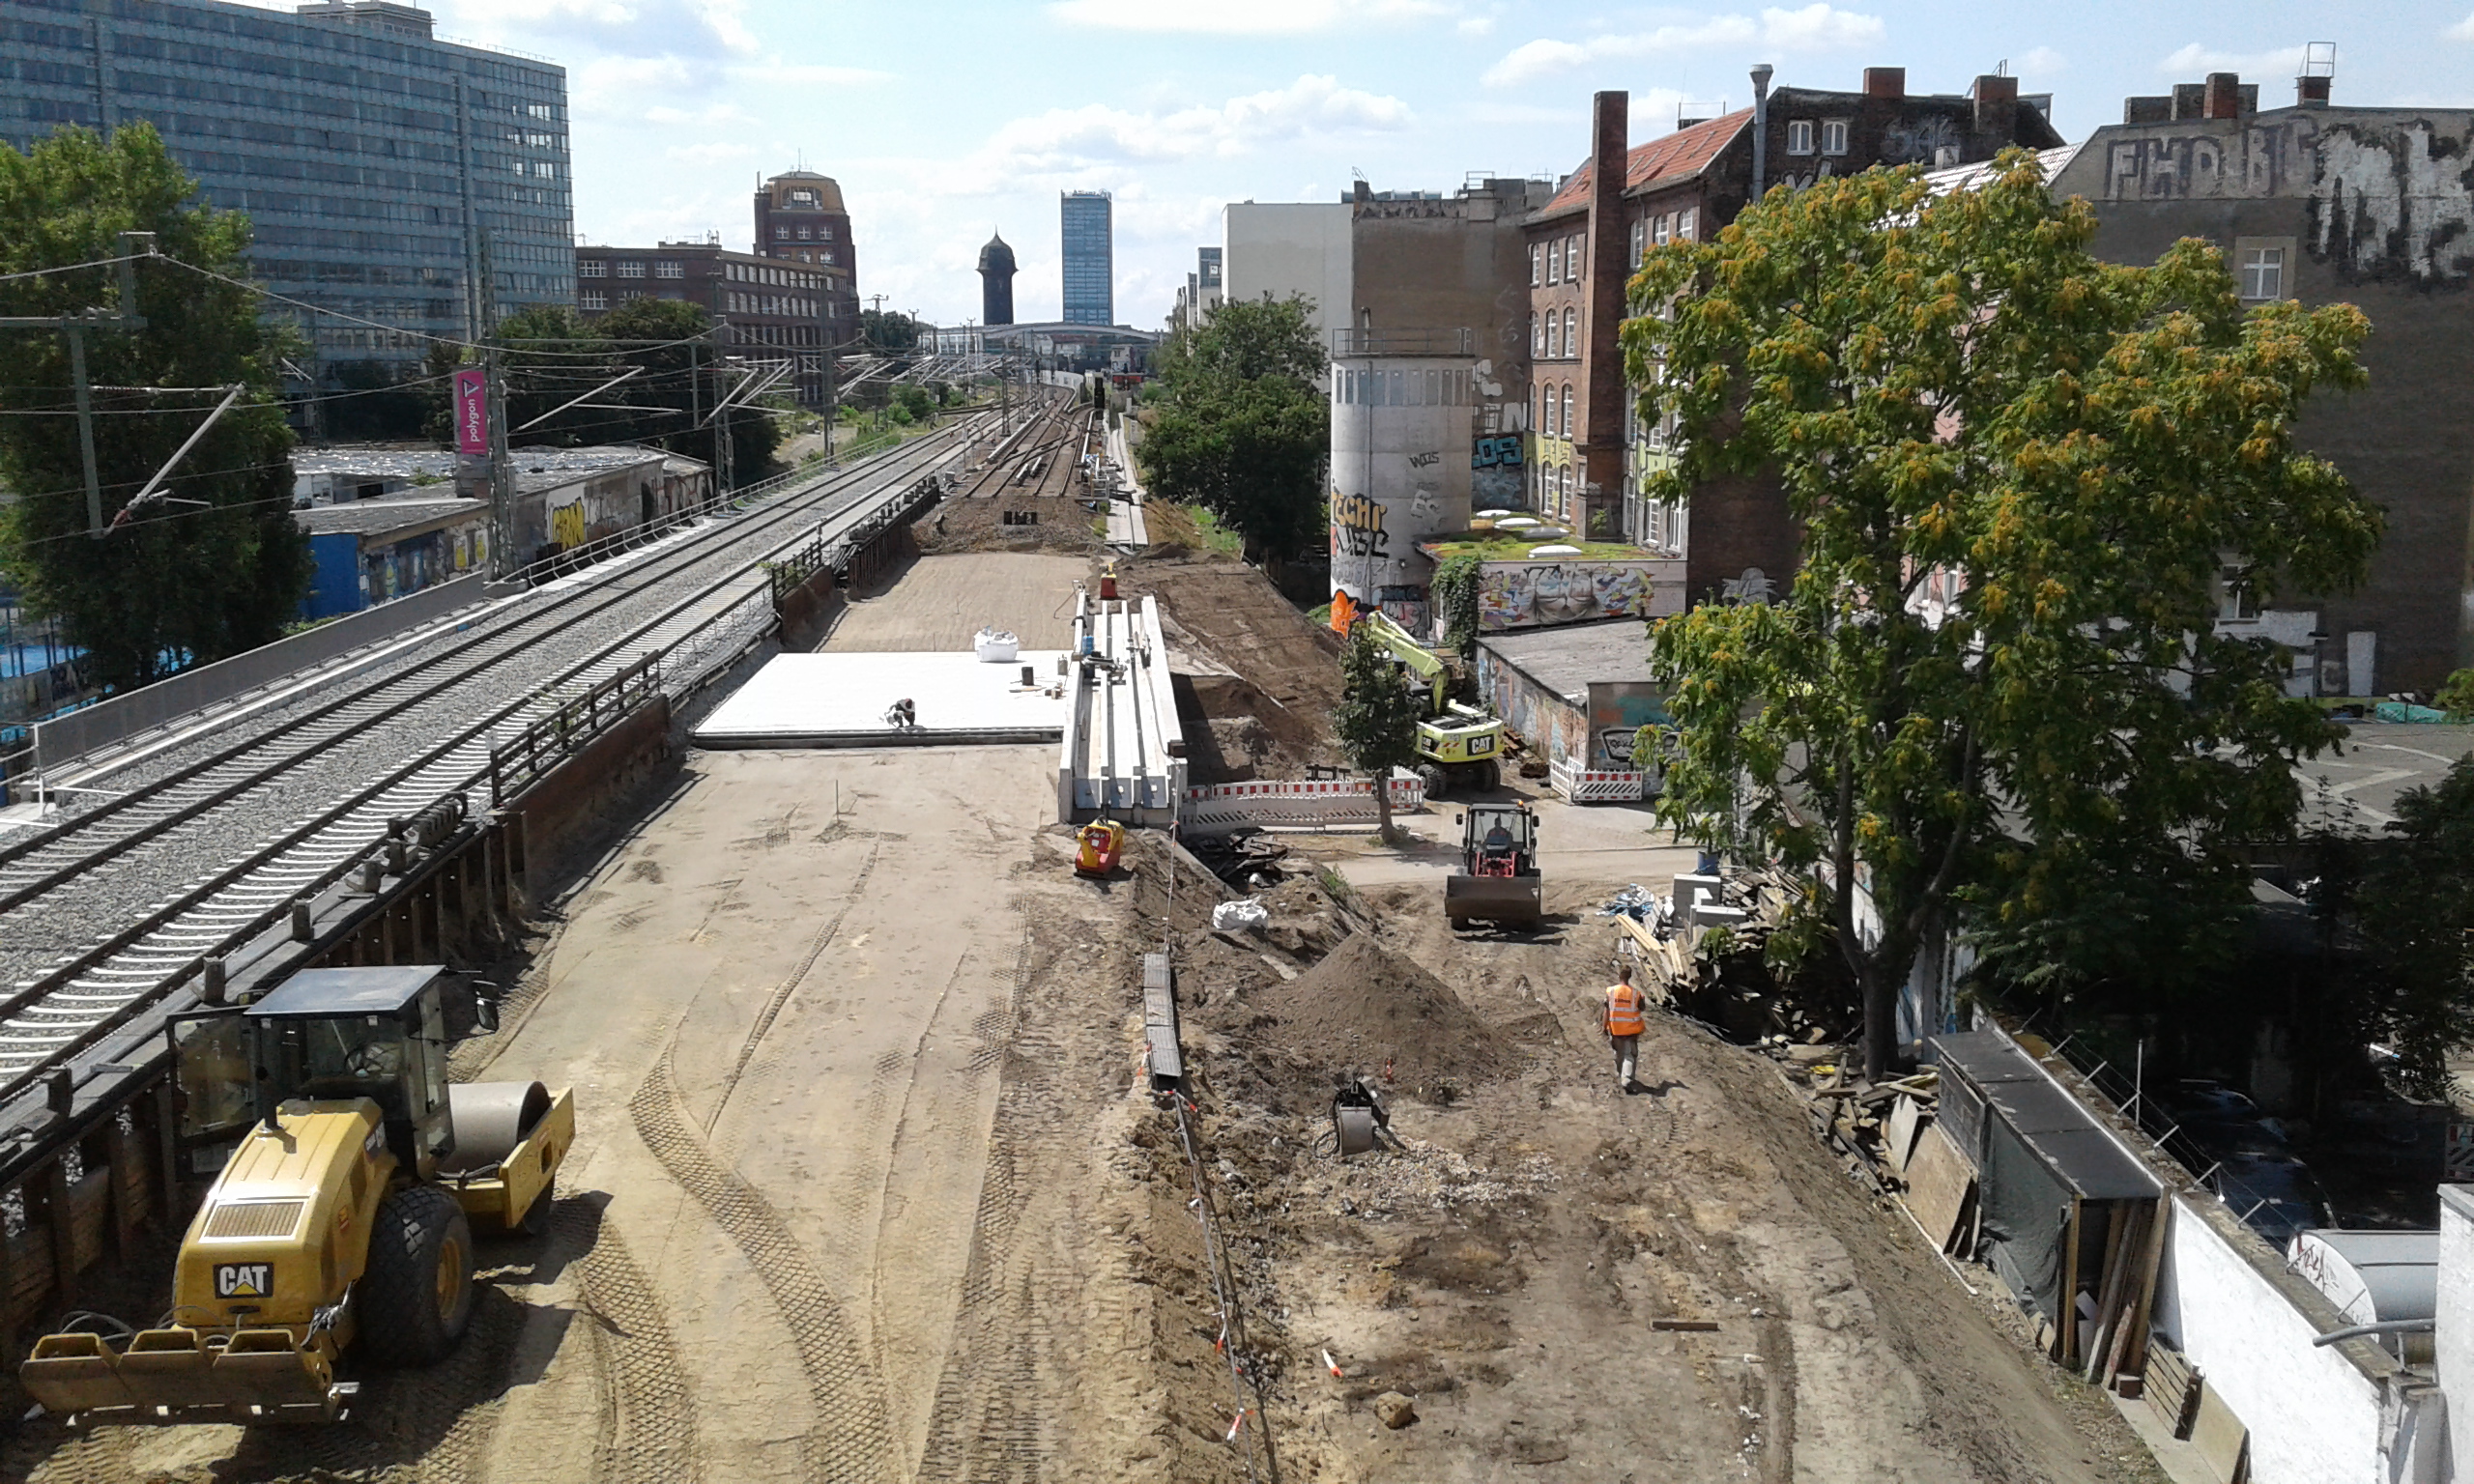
[1539,108,1755,218]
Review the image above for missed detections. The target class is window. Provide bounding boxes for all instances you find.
[615,260,646,278]
[1568,233,1584,277]
[579,260,607,278]
[1821,120,1850,156]
[820,226,835,242]
[795,225,811,241]
[822,252,837,266]
[1653,214,1670,247]
[773,225,790,241]
[1678,208,1697,241]
[2240,244,2286,300]
[1563,307,1577,358]
[1531,312,1541,356]
[1548,238,1562,282]
[1536,383,1547,434]
[1562,385,1574,439]
[2220,565,2259,621]
[1546,312,1560,358]
[654,261,682,279]
[1786,120,1815,156]
[1530,243,1542,286]
[580,291,607,310]
[1629,219,1645,268]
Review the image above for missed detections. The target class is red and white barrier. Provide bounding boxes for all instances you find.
[1549,757,1653,804]
[1177,775,1425,834]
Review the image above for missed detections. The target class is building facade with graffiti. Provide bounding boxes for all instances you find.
[298,498,491,621]
[1328,332,1482,626]
[2050,69,2474,690]
[1474,620,1670,772]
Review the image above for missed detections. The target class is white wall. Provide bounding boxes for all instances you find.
[2152,1194,2392,1483]
[1223,203,1351,338]
[2439,1187,2474,1478]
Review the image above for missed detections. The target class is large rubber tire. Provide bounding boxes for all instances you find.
[359,1184,476,1367]
[1417,763,1449,799]
[1481,759,1501,791]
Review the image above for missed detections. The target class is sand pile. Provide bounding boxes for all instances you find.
[1246,931,1511,1092]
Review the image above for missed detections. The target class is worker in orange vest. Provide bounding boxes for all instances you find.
[1600,960,1650,1091]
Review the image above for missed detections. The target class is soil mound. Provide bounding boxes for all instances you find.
[1249,931,1511,1092]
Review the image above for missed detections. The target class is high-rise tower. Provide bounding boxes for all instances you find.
[978,231,1018,327]
[1060,190,1113,326]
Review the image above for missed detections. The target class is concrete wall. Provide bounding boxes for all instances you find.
[1474,643,1589,765]
[2051,108,2474,689]
[1351,181,1546,434]
[1223,203,1352,338]
[2150,1192,2401,1483]
[1474,557,1683,631]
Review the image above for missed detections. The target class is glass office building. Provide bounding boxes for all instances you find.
[1060,189,1112,327]
[0,0,573,394]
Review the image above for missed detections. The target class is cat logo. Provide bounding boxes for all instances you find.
[215,1262,273,1299]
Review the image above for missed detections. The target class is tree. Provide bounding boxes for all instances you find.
[861,309,919,352]
[1333,620,1422,842]
[0,124,310,692]
[2435,668,2474,721]
[1137,296,1329,558]
[892,384,935,424]
[1624,153,2382,1081]
[2313,756,2474,1099]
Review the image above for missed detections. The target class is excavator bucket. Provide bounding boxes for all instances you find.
[21,1327,351,1426]
[1445,871,1543,928]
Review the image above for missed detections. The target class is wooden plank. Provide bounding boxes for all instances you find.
[2189,1380,2249,1481]
[2060,1198,2084,1365]
[1901,1123,1975,1252]
[2081,1203,2135,1382]
[2144,1343,2197,1439]
[1882,1095,1926,1176]
[2111,1196,2172,1384]
[1610,916,1677,1004]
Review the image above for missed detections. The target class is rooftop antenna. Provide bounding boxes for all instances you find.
[1996,58,2009,75]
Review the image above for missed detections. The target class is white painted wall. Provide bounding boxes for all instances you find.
[2438,1187,2474,1479]
[2151,1194,2389,1483]
[1222,203,1351,337]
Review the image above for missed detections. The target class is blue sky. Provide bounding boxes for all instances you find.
[272,1,2474,328]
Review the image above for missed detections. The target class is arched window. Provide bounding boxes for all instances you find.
[1530,312,1541,357]
[1564,308,1577,358]
[1535,382,1546,433]
[1563,384,1575,439]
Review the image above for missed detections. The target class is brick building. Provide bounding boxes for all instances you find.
[752,170,861,357]
[1526,71,2062,603]
[2051,68,2474,692]
[575,243,833,407]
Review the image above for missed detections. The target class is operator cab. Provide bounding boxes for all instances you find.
[174,966,499,1183]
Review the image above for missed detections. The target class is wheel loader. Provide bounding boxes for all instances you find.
[1445,801,1543,930]
[20,965,573,1428]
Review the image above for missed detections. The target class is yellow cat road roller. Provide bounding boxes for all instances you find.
[20,966,573,1428]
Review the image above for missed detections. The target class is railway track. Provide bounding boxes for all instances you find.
[0,405,1046,1096]
[954,395,1099,501]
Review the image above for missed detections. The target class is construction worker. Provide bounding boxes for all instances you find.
[1600,960,1650,1091]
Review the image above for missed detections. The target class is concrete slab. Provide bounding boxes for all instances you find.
[692,649,1071,748]
[821,553,1085,652]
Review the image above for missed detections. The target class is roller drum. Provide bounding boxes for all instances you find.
[438,1081,553,1175]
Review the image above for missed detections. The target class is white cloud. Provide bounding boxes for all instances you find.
[432,0,755,57]
[664,140,758,164]
[2016,45,2066,76]
[961,74,1414,186]
[2444,11,2474,40]
[731,62,896,87]
[2159,43,2309,76]
[1482,6,1884,88]
[1045,0,1451,35]
[1457,14,1496,36]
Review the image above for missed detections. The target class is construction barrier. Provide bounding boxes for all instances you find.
[1178,775,1425,834]
[1550,758,1653,804]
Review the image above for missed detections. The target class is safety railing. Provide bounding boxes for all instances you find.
[487,654,662,808]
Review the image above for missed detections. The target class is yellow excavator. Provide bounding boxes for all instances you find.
[20,965,572,1427]
[1360,612,1506,797]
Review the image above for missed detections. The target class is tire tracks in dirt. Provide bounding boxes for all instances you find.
[913,907,1077,1483]
[631,1048,897,1484]
[557,1195,703,1484]
[704,838,884,1135]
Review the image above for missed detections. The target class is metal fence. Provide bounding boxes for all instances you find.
[488,654,663,808]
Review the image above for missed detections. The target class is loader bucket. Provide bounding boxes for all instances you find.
[21,1326,348,1426]
[1445,872,1542,928]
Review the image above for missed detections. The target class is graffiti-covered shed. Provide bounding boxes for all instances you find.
[1474,619,1666,770]
[297,498,488,620]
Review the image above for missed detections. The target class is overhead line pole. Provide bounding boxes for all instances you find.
[0,233,155,536]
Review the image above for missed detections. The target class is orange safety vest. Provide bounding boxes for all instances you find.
[1604,982,1647,1037]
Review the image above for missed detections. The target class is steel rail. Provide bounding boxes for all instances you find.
[0,413,1022,1091]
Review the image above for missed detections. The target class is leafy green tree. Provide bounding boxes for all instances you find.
[1333,620,1422,842]
[0,124,309,692]
[1624,153,2382,1080]
[2435,668,2474,721]
[861,309,919,352]
[892,384,935,424]
[1429,553,1483,660]
[1137,296,1328,558]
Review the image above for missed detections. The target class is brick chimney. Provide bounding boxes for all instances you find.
[2203,71,2242,119]
[1581,89,1628,536]
[1862,67,1905,100]
[2296,73,2331,108]
[1971,73,2018,139]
